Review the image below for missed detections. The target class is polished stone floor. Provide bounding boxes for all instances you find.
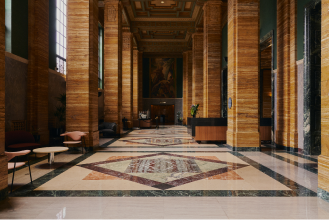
[1,125,329,219]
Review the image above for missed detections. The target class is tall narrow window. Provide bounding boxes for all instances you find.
[98,27,103,89]
[56,0,67,74]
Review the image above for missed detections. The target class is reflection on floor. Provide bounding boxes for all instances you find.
[1,125,329,219]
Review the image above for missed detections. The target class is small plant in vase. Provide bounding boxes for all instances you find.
[190,104,199,118]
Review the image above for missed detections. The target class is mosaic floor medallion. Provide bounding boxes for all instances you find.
[120,138,196,146]
[134,130,187,135]
[79,153,248,190]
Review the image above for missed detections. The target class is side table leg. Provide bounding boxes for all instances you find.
[48,152,55,164]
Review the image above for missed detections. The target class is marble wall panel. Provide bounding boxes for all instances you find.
[319,0,329,200]
[203,1,222,118]
[133,50,139,120]
[66,0,99,147]
[183,51,192,124]
[192,33,204,118]
[227,0,260,149]
[122,32,133,128]
[276,0,298,151]
[297,59,304,151]
[104,0,123,134]
[27,0,49,145]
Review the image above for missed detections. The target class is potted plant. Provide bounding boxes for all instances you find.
[177,112,183,125]
[190,104,199,118]
[54,93,66,136]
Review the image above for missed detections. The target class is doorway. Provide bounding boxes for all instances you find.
[151,105,175,125]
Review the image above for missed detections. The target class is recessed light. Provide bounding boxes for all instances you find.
[161,1,165,3]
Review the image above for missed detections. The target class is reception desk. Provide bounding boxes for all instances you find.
[187,117,272,142]
[187,118,227,141]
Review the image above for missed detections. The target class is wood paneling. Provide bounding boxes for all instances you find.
[195,126,227,141]
[227,0,260,148]
[133,49,139,120]
[320,0,329,193]
[0,0,8,198]
[27,0,49,145]
[203,0,222,118]
[138,51,143,112]
[183,50,192,124]
[122,32,133,128]
[276,0,298,149]
[262,69,272,118]
[192,32,204,118]
[260,126,271,141]
[66,0,99,147]
[104,0,123,134]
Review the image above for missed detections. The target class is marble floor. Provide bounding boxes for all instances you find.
[1,125,329,219]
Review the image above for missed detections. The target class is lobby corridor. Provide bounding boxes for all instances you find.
[1,126,329,219]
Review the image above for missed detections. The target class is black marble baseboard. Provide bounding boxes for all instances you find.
[275,144,299,152]
[226,145,260,152]
[0,187,8,201]
[318,188,329,203]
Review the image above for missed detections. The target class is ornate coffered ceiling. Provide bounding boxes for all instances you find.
[99,0,209,53]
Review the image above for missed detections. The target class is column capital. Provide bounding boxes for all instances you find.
[122,27,131,33]
[192,31,203,38]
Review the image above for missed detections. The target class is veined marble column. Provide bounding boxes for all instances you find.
[104,0,123,134]
[192,32,204,117]
[0,1,8,200]
[183,51,192,124]
[122,31,133,128]
[27,0,49,145]
[133,48,139,121]
[227,0,260,150]
[66,0,99,147]
[203,0,222,118]
[138,51,143,113]
[319,0,329,201]
[276,0,298,151]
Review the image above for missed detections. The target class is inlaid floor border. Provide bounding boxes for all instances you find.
[261,151,318,174]
[9,151,317,197]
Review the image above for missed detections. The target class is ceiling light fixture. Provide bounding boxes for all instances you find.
[161,1,165,3]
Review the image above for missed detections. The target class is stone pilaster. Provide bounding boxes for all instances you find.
[276,0,298,151]
[183,50,192,124]
[0,0,8,200]
[133,49,139,121]
[192,32,204,118]
[319,0,329,202]
[27,0,49,145]
[227,0,260,150]
[104,0,122,134]
[203,0,222,118]
[66,0,99,147]
[122,31,133,128]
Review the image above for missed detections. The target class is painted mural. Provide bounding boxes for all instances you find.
[150,58,176,98]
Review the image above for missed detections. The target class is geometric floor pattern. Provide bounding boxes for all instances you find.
[79,153,248,190]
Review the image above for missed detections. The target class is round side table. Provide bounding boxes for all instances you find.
[33,147,68,164]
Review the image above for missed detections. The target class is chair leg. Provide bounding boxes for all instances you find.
[27,160,33,184]
[11,159,17,194]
